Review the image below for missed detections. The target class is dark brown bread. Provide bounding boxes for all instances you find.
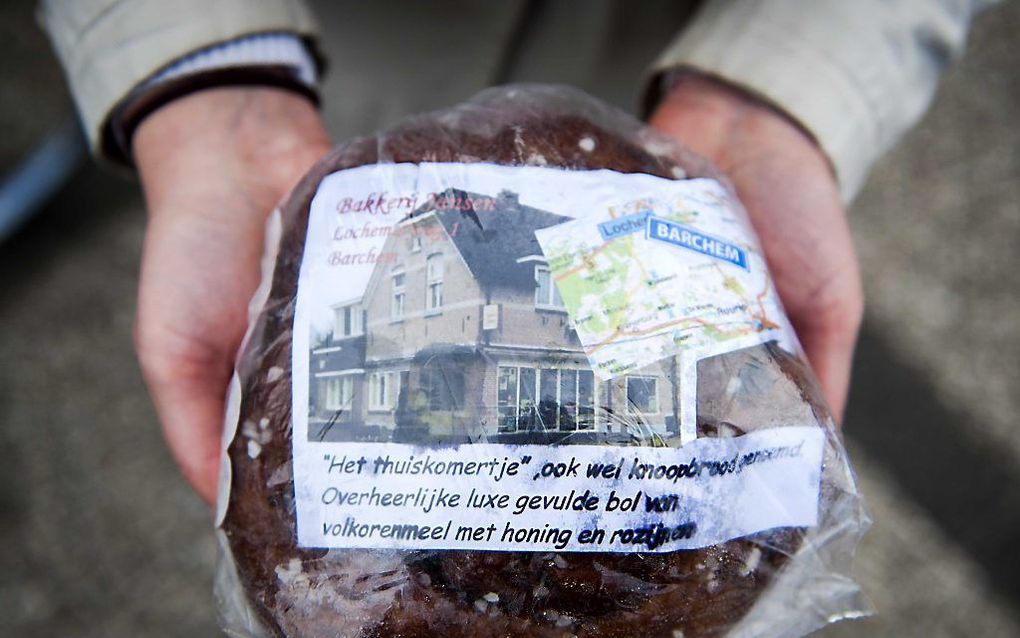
[220,85,833,637]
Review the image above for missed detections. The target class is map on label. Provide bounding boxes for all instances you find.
[534,179,786,380]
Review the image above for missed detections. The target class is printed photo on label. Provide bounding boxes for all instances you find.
[291,163,817,552]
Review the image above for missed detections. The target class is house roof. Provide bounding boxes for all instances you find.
[312,335,366,371]
[330,296,362,309]
[410,188,571,291]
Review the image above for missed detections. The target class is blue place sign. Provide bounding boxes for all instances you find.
[645,215,749,270]
[597,210,652,241]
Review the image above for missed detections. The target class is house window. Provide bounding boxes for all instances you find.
[398,371,410,409]
[411,236,423,252]
[497,367,538,432]
[497,367,518,431]
[369,371,400,411]
[578,372,596,428]
[426,253,444,313]
[335,303,363,338]
[322,376,354,412]
[391,267,405,321]
[535,266,564,309]
[421,359,463,411]
[626,376,659,414]
[500,366,593,431]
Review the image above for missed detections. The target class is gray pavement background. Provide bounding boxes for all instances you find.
[1,1,1018,636]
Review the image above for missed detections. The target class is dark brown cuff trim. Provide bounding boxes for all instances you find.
[103,65,320,168]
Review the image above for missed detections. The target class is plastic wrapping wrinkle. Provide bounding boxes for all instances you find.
[215,84,870,637]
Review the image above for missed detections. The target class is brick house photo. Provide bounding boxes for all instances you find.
[308,188,680,443]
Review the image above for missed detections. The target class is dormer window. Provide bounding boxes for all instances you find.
[334,302,363,338]
[426,253,444,314]
[535,265,564,310]
[411,236,423,252]
[391,266,406,321]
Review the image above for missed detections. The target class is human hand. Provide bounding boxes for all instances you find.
[649,74,863,421]
[133,87,331,504]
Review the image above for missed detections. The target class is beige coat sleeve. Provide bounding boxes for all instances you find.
[648,0,999,201]
[39,0,320,157]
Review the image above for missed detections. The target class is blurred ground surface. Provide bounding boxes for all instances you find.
[1,1,1018,636]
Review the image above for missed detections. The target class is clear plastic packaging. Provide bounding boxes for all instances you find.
[214,84,870,637]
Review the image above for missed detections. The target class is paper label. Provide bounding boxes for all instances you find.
[296,428,823,551]
[290,162,813,550]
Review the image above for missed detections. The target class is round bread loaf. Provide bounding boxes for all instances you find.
[219,85,840,637]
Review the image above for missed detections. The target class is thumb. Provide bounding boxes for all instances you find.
[138,349,232,506]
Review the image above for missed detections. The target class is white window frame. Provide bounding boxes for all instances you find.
[410,236,423,253]
[369,371,402,412]
[497,366,531,432]
[335,303,363,338]
[497,365,596,431]
[323,376,354,412]
[534,265,565,311]
[391,266,406,322]
[425,253,444,314]
[625,375,659,415]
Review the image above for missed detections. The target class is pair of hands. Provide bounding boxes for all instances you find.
[133,77,862,505]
